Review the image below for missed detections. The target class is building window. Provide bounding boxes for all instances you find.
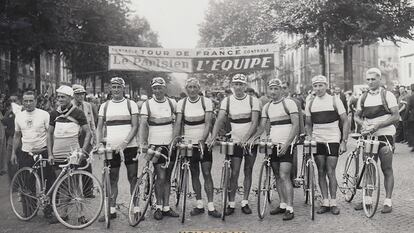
[409,63,412,78]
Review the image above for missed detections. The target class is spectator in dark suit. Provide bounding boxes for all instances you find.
[403,84,414,151]
[333,86,348,114]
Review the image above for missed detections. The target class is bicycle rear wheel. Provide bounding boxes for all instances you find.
[221,165,230,221]
[10,168,41,221]
[362,160,380,218]
[102,170,111,228]
[257,162,271,219]
[340,153,358,202]
[308,162,315,220]
[128,170,154,226]
[181,167,189,224]
[52,170,103,229]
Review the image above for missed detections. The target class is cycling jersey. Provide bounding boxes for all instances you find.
[176,96,213,143]
[262,98,298,144]
[305,94,346,143]
[15,108,49,153]
[220,94,260,143]
[140,97,177,145]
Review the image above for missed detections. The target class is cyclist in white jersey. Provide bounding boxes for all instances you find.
[139,77,179,220]
[305,75,349,215]
[354,68,399,213]
[252,78,299,220]
[96,77,139,221]
[208,74,260,216]
[173,78,221,218]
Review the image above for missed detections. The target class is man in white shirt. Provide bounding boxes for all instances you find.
[354,68,399,213]
[305,75,349,215]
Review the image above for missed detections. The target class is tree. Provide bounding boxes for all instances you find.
[269,0,414,90]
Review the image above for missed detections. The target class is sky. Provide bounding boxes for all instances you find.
[130,0,210,49]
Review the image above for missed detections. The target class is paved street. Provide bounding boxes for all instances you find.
[1,139,414,233]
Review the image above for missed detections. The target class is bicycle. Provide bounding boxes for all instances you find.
[170,136,186,208]
[175,139,205,224]
[10,149,103,229]
[128,144,171,226]
[294,139,319,220]
[96,139,113,228]
[340,134,386,218]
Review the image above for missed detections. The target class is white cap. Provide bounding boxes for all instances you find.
[231,74,247,84]
[311,75,328,85]
[151,77,166,87]
[56,85,74,97]
[366,67,381,77]
[141,94,148,100]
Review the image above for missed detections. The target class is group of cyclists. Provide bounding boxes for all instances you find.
[10,66,398,225]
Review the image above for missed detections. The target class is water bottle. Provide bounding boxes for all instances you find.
[266,139,273,156]
[228,140,234,156]
[187,140,193,157]
[372,139,380,154]
[311,141,317,154]
[304,140,310,154]
[364,140,373,154]
[179,142,187,157]
[151,147,162,163]
[105,143,113,160]
[259,139,266,154]
[220,141,227,154]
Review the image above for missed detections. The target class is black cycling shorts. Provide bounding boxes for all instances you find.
[110,147,138,168]
[315,143,340,157]
[189,146,213,163]
[230,144,257,158]
[270,145,293,163]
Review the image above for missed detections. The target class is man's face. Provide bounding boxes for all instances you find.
[281,83,289,97]
[268,85,283,100]
[312,82,327,97]
[365,73,381,90]
[231,82,247,95]
[22,94,36,112]
[74,92,85,103]
[110,83,124,99]
[186,84,200,98]
[334,87,341,94]
[399,86,406,94]
[57,94,71,107]
[152,85,166,99]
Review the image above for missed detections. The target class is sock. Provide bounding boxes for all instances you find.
[134,206,141,213]
[156,205,163,210]
[163,206,170,212]
[330,199,337,207]
[279,203,287,209]
[110,207,116,214]
[207,202,215,211]
[286,206,294,213]
[322,199,330,207]
[229,201,236,208]
[384,198,392,207]
[196,200,204,209]
[241,200,248,207]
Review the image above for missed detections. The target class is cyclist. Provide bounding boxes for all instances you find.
[354,68,399,214]
[139,77,179,220]
[10,90,56,220]
[172,78,221,218]
[47,85,91,223]
[208,73,260,215]
[252,78,299,220]
[305,75,349,215]
[96,77,139,221]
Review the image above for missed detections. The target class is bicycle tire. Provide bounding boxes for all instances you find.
[309,162,315,221]
[303,159,309,204]
[173,157,182,207]
[341,153,358,202]
[257,162,270,219]
[362,160,380,218]
[52,170,103,229]
[102,170,111,228]
[128,170,154,226]
[10,167,41,221]
[181,167,189,224]
[221,165,230,221]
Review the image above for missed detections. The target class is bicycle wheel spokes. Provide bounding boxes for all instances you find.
[181,168,189,224]
[221,165,230,221]
[10,168,41,221]
[128,171,153,227]
[340,153,358,202]
[52,171,103,229]
[103,172,111,228]
[308,162,315,220]
[362,161,380,218]
[257,162,270,219]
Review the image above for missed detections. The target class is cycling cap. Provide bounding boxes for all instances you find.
[151,77,166,87]
[268,78,282,87]
[185,77,200,87]
[366,67,381,77]
[110,77,125,87]
[231,74,247,84]
[311,75,328,85]
[56,85,74,97]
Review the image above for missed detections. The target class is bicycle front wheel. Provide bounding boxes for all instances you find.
[181,167,189,224]
[172,158,182,207]
[340,153,358,202]
[221,165,230,221]
[102,170,111,228]
[52,170,103,229]
[128,170,154,226]
[362,160,380,218]
[257,162,271,219]
[10,168,41,221]
[308,162,316,220]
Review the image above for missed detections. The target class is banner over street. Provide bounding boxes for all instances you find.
[108,44,278,73]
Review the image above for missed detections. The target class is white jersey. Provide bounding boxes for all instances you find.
[15,109,49,153]
[220,94,260,143]
[262,98,298,144]
[98,98,139,148]
[140,97,177,145]
[176,96,213,143]
[305,93,346,143]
